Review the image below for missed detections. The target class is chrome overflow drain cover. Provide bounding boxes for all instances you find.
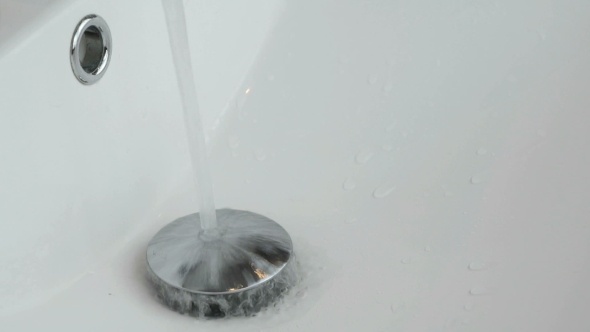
[70,14,112,85]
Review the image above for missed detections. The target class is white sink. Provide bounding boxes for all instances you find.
[2,0,590,331]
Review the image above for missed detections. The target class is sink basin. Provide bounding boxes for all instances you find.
[2,0,590,331]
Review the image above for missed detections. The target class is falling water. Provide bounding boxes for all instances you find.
[161,0,217,230]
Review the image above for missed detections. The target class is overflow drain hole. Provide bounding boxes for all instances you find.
[70,15,112,85]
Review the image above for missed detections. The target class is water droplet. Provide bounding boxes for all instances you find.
[385,122,397,131]
[381,144,393,151]
[244,179,252,184]
[401,257,411,264]
[367,74,378,85]
[468,262,487,271]
[537,129,547,137]
[470,287,490,296]
[382,83,393,92]
[342,177,356,191]
[477,148,487,156]
[254,149,266,161]
[355,148,374,164]
[425,246,432,252]
[373,185,396,198]
[464,304,474,311]
[445,318,456,328]
[390,301,406,314]
[296,290,307,299]
[345,217,357,224]
[267,74,275,81]
[471,176,482,184]
[227,135,240,149]
[445,191,453,197]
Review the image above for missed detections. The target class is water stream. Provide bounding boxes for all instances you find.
[161,0,217,230]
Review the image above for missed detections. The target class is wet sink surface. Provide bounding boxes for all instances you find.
[3,0,590,331]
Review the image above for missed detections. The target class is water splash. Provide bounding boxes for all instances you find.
[367,74,378,85]
[373,185,395,198]
[390,300,406,315]
[355,148,374,164]
[381,144,393,151]
[227,136,240,149]
[382,83,393,92]
[385,121,397,131]
[254,149,267,161]
[469,287,490,296]
[468,262,487,271]
[445,318,457,328]
[342,177,356,191]
[470,175,482,184]
[345,217,357,224]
